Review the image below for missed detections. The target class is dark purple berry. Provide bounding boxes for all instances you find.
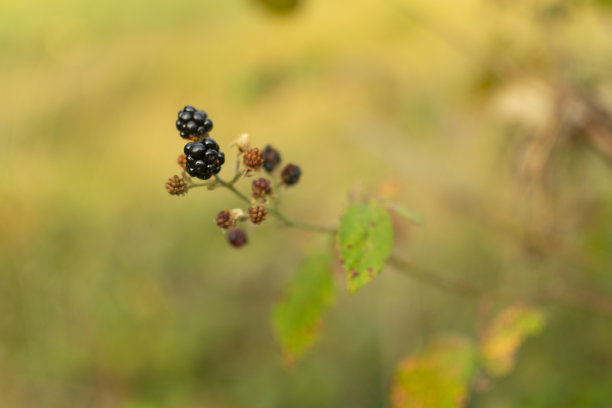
[228,228,248,248]
[262,145,281,172]
[281,164,301,186]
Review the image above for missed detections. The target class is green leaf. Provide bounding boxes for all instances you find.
[480,303,546,377]
[272,252,334,363]
[391,336,477,408]
[337,201,393,293]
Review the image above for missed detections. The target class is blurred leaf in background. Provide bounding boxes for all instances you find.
[391,336,477,408]
[272,252,334,364]
[480,303,546,378]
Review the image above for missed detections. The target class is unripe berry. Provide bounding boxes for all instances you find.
[165,175,188,196]
[243,148,264,171]
[248,205,268,224]
[252,177,272,199]
[216,210,234,229]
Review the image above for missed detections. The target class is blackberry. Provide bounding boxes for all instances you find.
[165,175,188,196]
[228,227,248,248]
[262,145,281,172]
[252,177,272,199]
[248,205,268,224]
[184,137,225,180]
[176,105,213,139]
[216,209,234,229]
[243,148,263,171]
[281,163,301,186]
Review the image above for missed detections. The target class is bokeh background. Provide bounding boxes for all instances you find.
[2,0,612,406]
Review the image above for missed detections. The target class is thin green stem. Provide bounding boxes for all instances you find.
[215,175,251,204]
[387,256,484,299]
[267,207,336,234]
[188,182,211,189]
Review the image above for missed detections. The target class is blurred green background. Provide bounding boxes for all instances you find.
[2,0,612,406]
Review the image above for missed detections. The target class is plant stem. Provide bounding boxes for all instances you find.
[214,175,336,234]
[267,207,336,234]
[387,256,484,299]
[215,175,251,204]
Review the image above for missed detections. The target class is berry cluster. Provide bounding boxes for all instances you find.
[176,105,213,139]
[184,138,225,180]
[166,105,304,248]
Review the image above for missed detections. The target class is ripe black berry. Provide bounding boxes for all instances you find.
[262,145,281,172]
[281,163,301,186]
[184,137,225,180]
[228,227,248,248]
[176,105,214,139]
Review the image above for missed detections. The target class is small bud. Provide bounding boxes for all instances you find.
[232,133,251,153]
[165,175,188,196]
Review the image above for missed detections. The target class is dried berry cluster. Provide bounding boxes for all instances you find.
[165,105,304,248]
